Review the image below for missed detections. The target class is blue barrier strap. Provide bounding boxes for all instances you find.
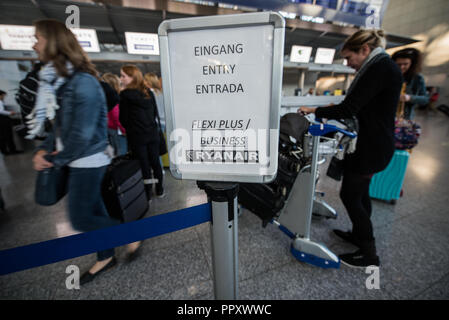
[0,203,211,276]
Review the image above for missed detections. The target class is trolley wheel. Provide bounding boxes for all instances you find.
[389,200,397,205]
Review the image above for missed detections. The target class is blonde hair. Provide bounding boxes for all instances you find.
[101,73,121,93]
[121,64,149,97]
[144,72,162,93]
[33,19,98,78]
[342,29,387,52]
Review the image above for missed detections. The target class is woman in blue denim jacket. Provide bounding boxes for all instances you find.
[392,48,429,120]
[31,20,138,285]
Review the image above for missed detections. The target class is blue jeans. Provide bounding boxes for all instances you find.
[108,129,128,157]
[67,166,120,261]
[117,134,128,156]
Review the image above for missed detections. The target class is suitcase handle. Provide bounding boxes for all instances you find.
[308,123,357,139]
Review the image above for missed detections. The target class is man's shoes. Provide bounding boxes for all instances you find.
[80,257,117,285]
[339,250,380,269]
[333,229,361,247]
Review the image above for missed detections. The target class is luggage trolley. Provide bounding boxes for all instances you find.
[273,118,357,269]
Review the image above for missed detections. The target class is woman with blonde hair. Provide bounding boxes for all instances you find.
[144,72,165,131]
[300,29,403,268]
[30,19,136,284]
[120,65,164,200]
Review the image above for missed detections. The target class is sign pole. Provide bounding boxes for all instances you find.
[159,11,285,300]
[198,182,239,300]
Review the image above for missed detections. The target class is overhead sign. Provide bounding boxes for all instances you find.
[159,12,285,183]
[70,28,100,53]
[125,32,159,55]
[289,45,312,63]
[207,0,390,27]
[0,25,35,50]
[0,25,100,53]
[314,47,336,64]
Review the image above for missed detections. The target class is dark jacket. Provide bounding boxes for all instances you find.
[38,72,109,168]
[100,81,119,112]
[315,56,403,175]
[119,88,159,146]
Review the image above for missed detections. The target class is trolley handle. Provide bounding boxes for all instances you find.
[308,119,357,139]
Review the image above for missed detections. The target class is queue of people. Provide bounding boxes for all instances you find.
[26,19,165,285]
[2,17,431,283]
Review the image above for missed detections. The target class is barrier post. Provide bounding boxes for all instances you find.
[198,182,239,300]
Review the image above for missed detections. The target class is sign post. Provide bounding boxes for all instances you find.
[159,12,285,299]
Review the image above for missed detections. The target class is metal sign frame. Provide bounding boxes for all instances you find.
[158,12,285,183]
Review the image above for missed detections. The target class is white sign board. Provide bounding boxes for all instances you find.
[159,12,285,183]
[314,47,336,64]
[289,45,312,63]
[70,28,100,53]
[0,25,35,50]
[125,32,159,55]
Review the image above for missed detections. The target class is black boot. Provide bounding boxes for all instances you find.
[144,183,152,201]
[333,229,361,247]
[155,182,165,198]
[339,239,380,268]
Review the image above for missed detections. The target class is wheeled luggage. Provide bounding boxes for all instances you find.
[273,152,302,196]
[237,114,308,225]
[369,150,410,204]
[238,154,301,226]
[238,183,285,226]
[102,154,149,223]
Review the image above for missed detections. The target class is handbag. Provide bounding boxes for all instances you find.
[326,156,344,181]
[395,83,421,150]
[158,129,167,156]
[155,107,168,156]
[394,119,421,150]
[35,164,69,206]
[325,117,358,181]
[34,117,69,206]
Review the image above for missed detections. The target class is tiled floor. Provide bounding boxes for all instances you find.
[0,108,448,300]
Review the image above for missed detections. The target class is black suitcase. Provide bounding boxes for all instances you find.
[238,183,285,227]
[238,113,308,226]
[274,153,302,195]
[102,154,149,223]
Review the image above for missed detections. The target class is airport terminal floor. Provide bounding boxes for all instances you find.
[0,108,448,300]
